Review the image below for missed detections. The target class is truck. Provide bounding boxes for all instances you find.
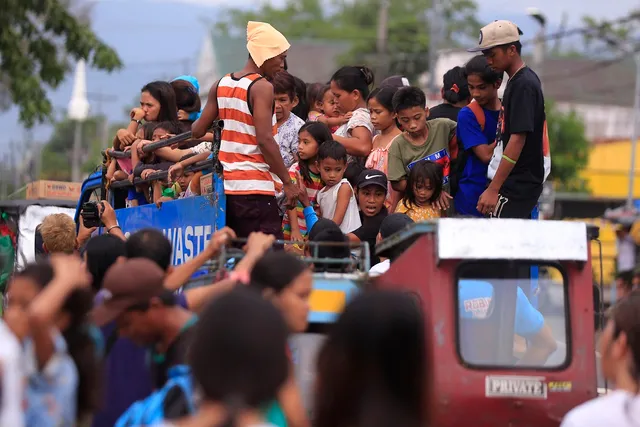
[75,134,604,426]
[0,179,82,300]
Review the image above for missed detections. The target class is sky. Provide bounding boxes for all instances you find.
[0,0,637,153]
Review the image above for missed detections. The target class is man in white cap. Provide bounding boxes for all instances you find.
[470,20,547,219]
[192,21,299,239]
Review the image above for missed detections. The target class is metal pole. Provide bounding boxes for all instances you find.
[626,52,640,210]
[427,0,441,96]
[376,0,390,80]
[71,120,83,182]
[534,25,545,87]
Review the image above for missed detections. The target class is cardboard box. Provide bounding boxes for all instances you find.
[200,173,213,195]
[26,180,82,201]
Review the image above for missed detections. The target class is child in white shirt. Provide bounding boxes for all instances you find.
[316,141,361,233]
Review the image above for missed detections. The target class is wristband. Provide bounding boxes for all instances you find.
[107,224,121,233]
[132,119,142,125]
[502,154,517,165]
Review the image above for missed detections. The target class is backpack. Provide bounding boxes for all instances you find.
[115,364,196,427]
[450,101,486,197]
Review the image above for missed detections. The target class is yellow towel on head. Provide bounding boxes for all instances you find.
[246,21,291,67]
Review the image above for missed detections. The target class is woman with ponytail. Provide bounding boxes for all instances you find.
[3,255,101,427]
[428,66,471,122]
[158,289,289,427]
[561,290,640,426]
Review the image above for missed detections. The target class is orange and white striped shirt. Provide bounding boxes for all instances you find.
[217,73,279,196]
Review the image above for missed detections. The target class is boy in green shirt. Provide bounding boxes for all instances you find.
[387,86,458,210]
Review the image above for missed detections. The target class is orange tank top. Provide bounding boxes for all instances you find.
[217,73,278,196]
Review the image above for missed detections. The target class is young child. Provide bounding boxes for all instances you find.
[387,86,457,210]
[106,122,157,184]
[283,122,332,244]
[274,71,305,168]
[308,84,350,132]
[395,161,443,222]
[135,121,182,178]
[315,140,361,233]
[454,55,501,217]
[366,86,402,211]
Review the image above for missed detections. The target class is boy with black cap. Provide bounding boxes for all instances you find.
[347,169,389,265]
[469,20,549,219]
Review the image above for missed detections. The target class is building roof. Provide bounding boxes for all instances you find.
[196,32,349,94]
[424,48,636,107]
[540,57,635,107]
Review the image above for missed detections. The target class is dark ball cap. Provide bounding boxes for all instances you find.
[356,169,388,191]
[380,75,410,89]
[91,258,166,326]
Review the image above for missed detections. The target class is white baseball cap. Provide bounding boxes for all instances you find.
[468,20,523,52]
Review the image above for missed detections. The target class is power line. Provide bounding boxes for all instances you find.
[522,12,640,46]
[543,41,640,82]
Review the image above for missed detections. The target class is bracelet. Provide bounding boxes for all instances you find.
[501,154,517,165]
[106,225,121,233]
[131,119,142,125]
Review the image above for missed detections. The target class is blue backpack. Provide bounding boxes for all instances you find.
[115,364,196,426]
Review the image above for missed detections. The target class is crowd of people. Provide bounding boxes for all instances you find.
[0,16,633,427]
[104,19,549,260]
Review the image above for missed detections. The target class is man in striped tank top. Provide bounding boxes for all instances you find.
[192,21,299,238]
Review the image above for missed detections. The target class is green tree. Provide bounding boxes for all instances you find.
[0,0,122,128]
[546,100,590,192]
[581,10,639,56]
[40,116,126,181]
[216,0,479,82]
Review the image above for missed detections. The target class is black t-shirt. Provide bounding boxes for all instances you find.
[498,67,545,200]
[352,207,388,265]
[428,103,461,122]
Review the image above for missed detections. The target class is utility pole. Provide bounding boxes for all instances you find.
[87,91,117,149]
[427,0,442,97]
[10,140,19,189]
[376,0,390,81]
[527,8,547,86]
[627,51,640,210]
[0,153,6,200]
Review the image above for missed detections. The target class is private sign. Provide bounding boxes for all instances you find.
[485,375,548,399]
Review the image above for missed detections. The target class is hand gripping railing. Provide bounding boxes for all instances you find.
[103,120,224,189]
[108,159,214,189]
[103,119,224,159]
[206,238,371,275]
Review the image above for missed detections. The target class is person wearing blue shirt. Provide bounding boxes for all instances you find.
[454,55,502,217]
[459,279,557,365]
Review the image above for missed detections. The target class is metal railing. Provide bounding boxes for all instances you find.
[102,120,224,193]
[179,238,372,289]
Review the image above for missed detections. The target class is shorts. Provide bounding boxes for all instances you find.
[490,193,538,219]
[226,194,284,239]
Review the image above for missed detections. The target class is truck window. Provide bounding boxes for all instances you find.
[456,262,568,369]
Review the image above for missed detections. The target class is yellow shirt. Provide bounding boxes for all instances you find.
[395,201,441,222]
